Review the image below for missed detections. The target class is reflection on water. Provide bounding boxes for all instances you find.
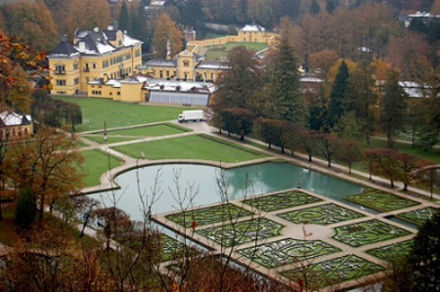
[90,162,363,221]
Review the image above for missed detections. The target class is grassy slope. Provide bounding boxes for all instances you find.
[204,42,267,61]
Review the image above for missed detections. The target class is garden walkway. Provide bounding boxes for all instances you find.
[76,120,439,290]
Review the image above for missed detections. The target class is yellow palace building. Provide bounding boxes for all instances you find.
[47,23,279,105]
[141,24,279,82]
[47,23,143,95]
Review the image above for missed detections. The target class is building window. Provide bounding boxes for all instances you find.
[73,63,79,70]
[117,91,120,95]
[135,50,141,57]
[74,78,80,85]
[118,40,122,46]
[56,80,66,86]
[183,60,189,67]
[92,90,102,95]
[55,64,65,73]
[243,38,246,41]
[92,62,96,69]
[166,71,170,78]
[85,62,89,71]
[160,70,163,78]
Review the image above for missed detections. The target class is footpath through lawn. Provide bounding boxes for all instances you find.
[111,134,268,162]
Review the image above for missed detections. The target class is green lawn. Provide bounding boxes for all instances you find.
[54,96,193,132]
[82,123,191,145]
[350,138,440,173]
[83,135,137,145]
[111,134,268,162]
[80,149,123,187]
[102,123,191,137]
[204,42,267,61]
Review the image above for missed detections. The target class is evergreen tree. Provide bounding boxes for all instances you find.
[409,211,440,291]
[327,60,349,129]
[131,1,147,41]
[379,70,408,148]
[343,61,377,145]
[15,187,37,230]
[265,38,308,125]
[118,1,130,32]
[178,0,206,37]
[308,84,328,131]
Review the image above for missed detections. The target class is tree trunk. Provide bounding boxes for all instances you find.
[403,184,408,191]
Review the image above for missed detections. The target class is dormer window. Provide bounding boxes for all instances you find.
[118,40,122,46]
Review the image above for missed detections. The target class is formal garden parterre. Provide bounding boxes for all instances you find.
[153,187,434,289]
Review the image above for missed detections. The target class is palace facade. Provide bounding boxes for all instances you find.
[47,23,143,95]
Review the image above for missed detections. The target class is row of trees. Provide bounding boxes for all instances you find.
[31,90,82,132]
[211,38,438,192]
[199,0,440,28]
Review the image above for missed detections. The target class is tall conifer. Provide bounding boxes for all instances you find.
[266,37,307,125]
[328,60,349,128]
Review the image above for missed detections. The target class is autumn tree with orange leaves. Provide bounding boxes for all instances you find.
[152,13,183,59]
[5,126,84,223]
[0,31,49,113]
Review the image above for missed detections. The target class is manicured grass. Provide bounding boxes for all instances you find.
[332,219,412,247]
[204,42,267,61]
[278,203,365,225]
[80,149,123,187]
[111,134,268,162]
[395,207,439,226]
[165,203,254,228]
[242,190,322,212]
[197,218,284,247]
[83,135,136,145]
[54,96,193,132]
[368,137,440,164]
[238,238,342,268]
[108,123,190,136]
[366,240,414,262]
[280,254,384,289]
[345,189,420,213]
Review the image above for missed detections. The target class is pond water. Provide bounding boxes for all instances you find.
[90,161,364,221]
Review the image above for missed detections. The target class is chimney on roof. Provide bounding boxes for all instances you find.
[113,20,118,31]
[62,34,67,42]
